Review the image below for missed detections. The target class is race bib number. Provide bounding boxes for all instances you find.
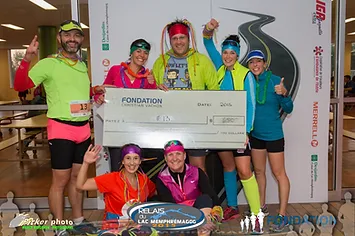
[70,100,91,117]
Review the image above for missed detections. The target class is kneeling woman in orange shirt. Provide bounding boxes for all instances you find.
[76,144,156,230]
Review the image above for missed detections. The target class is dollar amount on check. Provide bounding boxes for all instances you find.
[102,88,246,149]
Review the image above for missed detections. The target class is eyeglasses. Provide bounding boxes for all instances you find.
[164,140,183,149]
[222,40,240,47]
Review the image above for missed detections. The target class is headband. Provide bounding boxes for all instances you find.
[222,43,240,56]
[164,140,185,155]
[129,43,151,55]
[121,145,142,160]
[246,50,266,62]
[168,23,189,38]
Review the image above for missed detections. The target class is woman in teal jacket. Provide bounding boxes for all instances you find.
[247,50,293,232]
[202,19,261,225]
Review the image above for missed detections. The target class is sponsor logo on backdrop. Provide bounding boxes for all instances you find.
[102,59,110,67]
[102,59,110,81]
[101,3,110,51]
[310,154,319,198]
[268,214,335,226]
[312,0,326,35]
[128,202,205,231]
[313,46,324,93]
[311,102,319,147]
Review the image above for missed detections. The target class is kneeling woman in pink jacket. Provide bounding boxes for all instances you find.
[156,140,223,236]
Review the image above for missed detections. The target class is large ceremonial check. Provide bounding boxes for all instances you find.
[101,88,246,149]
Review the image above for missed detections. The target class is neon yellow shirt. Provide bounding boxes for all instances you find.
[153,50,219,90]
[29,57,91,121]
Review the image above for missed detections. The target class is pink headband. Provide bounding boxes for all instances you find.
[164,144,185,155]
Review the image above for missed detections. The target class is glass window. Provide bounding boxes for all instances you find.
[8,49,26,88]
[351,43,355,78]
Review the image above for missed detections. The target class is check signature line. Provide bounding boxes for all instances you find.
[121,121,209,125]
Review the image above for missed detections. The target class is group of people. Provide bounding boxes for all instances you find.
[77,141,223,236]
[344,74,355,97]
[14,17,294,235]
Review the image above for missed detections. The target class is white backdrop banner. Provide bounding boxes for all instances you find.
[88,0,330,207]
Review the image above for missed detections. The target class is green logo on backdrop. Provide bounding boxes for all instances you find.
[311,154,318,162]
[102,44,109,51]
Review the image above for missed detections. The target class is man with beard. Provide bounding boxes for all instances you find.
[14,20,105,236]
[153,19,219,172]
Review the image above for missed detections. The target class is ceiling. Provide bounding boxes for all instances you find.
[0,0,355,50]
[331,0,355,43]
[0,0,90,49]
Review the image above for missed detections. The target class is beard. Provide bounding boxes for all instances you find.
[60,40,82,54]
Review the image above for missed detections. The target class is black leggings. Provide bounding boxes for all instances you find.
[193,194,213,209]
[49,137,91,169]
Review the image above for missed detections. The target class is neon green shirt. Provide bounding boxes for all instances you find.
[29,57,91,121]
[153,50,219,90]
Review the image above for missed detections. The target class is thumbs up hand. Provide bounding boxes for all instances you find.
[274,77,287,96]
[147,71,156,85]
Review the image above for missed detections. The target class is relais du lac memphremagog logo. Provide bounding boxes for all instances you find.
[128,202,205,231]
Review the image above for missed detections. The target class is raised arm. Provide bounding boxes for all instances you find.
[14,36,38,91]
[202,19,223,70]
[76,145,101,191]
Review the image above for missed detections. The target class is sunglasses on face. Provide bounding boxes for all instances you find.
[222,40,240,47]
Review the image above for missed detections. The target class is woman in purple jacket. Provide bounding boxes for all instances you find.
[156,140,223,236]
